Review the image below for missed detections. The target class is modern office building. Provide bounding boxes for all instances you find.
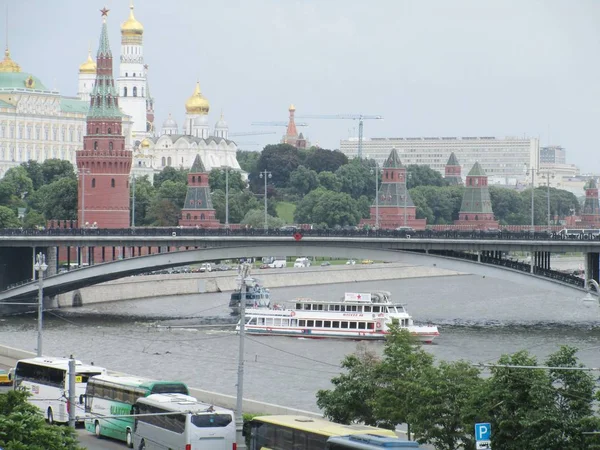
[540,145,566,164]
[340,136,539,185]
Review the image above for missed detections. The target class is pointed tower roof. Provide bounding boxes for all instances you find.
[446,152,459,166]
[383,148,403,169]
[286,103,298,137]
[97,9,112,58]
[190,154,206,173]
[467,162,487,177]
[585,178,598,190]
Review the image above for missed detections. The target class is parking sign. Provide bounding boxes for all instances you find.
[475,423,491,441]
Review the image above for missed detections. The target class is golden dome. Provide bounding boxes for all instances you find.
[79,49,96,74]
[141,138,150,148]
[185,81,210,115]
[0,47,21,73]
[121,3,144,36]
[289,103,296,112]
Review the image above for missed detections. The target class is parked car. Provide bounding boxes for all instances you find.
[345,259,356,265]
[199,263,212,273]
[395,226,415,233]
[280,225,298,232]
[259,264,271,269]
[293,257,311,268]
[361,259,374,265]
[320,261,331,267]
[0,369,12,386]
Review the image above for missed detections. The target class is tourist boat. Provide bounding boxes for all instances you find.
[229,278,271,315]
[236,291,439,343]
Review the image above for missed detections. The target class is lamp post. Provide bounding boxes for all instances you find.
[403,172,412,227]
[259,170,272,231]
[525,165,535,232]
[223,167,230,228]
[34,252,48,357]
[369,160,379,229]
[131,174,136,227]
[235,263,251,450]
[581,279,600,309]
[538,170,555,231]
[78,168,91,228]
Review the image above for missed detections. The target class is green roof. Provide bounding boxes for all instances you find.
[585,178,597,190]
[190,154,206,173]
[0,99,14,108]
[183,186,214,210]
[467,162,487,177]
[383,148,403,169]
[0,72,49,91]
[446,152,459,166]
[374,181,414,208]
[60,98,89,114]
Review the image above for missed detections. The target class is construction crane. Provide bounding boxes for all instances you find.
[251,121,309,127]
[229,131,277,137]
[296,114,383,158]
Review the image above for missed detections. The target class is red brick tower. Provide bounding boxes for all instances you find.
[179,155,220,228]
[580,179,600,227]
[77,8,132,228]
[444,152,462,185]
[454,162,498,228]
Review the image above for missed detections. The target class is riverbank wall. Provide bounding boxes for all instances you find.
[0,344,320,417]
[55,263,465,308]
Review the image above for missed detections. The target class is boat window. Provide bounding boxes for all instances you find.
[384,307,389,313]
[259,318,265,325]
[341,322,349,329]
[332,321,340,328]
[340,305,346,312]
[364,306,371,312]
[317,304,324,311]
[315,320,323,327]
[299,320,306,326]
[358,322,366,330]
[367,322,375,330]
[304,304,311,310]
[274,319,281,326]
[373,306,380,313]
[307,320,314,327]
[334,305,340,311]
[349,322,357,329]
[324,321,331,328]
[266,318,273,326]
[296,303,301,309]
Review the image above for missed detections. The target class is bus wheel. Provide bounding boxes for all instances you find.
[95,421,101,438]
[126,429,133,448]
[139,439,146,450]
[47,408,54,425]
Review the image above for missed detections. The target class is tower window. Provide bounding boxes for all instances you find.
[91,178,96,188]
[133,86,137,97]
[167,156,172,166]
[198,176,202,183]
[95,127,99,134]
[111,178,115,188]
[109,142,113,151]
[133,73,136,77]
[108,128,111,134]
[126,72,128,77]
[93,141,98,150]
[141,87,144,97]
[192,176,196,183]
[161,157,166,167]
[123,87,127,97]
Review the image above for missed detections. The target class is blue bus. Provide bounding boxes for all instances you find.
[326,434,421,449]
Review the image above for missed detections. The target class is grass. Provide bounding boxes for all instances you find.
[276,202,296,223]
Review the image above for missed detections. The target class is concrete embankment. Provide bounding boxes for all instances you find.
[56,262,465,308]
[0,344,320,417]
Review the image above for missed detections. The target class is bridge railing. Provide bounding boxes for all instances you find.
[1,227,600,241]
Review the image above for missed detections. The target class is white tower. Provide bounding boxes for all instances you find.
[184,81,210,138]
[77,48,96,101]
[162,113,179,135]
[214,113,229,139]
[117,1,149,142]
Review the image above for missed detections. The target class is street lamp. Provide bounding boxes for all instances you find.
[403,172,412,227]
[34,252,48,357]
[131,174,136,227]
[235,263,252,450]
[259,170,272,231]
[538,170,555,231]
[369,159,379,229]
[524,165,536,232]
[222,166,230,228]
[581,279,600,309]
[78,168,91,228]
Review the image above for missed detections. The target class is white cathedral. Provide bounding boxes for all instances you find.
[75,2,241,182]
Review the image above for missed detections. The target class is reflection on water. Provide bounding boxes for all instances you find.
[0,273,599,413]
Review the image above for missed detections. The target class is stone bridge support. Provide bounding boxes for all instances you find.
[584,252,600,284]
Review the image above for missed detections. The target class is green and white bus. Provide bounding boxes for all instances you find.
[84,374,189,448]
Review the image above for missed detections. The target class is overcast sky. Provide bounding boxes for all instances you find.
[6,0,600,172]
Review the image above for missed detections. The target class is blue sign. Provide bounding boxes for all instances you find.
[475,423,491,441]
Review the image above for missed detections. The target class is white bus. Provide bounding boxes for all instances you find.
[13,356,106,424]
[133,393,236,450]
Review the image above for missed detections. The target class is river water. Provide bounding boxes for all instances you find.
[1,264,599,414]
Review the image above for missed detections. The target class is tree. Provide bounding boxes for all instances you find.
[240,208,284,229]
[304,148,348,173]
[0,205,20,228]
[317,171,342,192]
[208,168,246,193]
[407,164,447,189]
[0,166,33,205]
[289,165,319,196]
[23,210,46,229]
[211,189,261,224]
[295,189,362,227]
[236,150,260,174]
[20,160,44,190]
[0,390,82,450]
[335,158,376,199]
[29,178,78,220]
[251,144,302,189]
[131,175,156,226]
[153,166,188,189]
[41,159,76,185]
[146,180,187,226]
[316,346,385,427]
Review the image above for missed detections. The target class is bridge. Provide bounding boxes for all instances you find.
[0,228,598,306]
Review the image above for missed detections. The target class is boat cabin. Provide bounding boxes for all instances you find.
[293,299,407,315]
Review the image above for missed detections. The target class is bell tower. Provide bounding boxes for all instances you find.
[76,8,132,228]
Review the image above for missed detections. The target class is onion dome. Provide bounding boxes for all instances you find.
[215,112,228,129]
[162,113,178,129]
[140,138,151,148]
[185,81,210,115]
[193,115,208,127]
[121,2,144,37]
[79,49,96,74]
[289,103,296,112]
[0,47,21,73]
